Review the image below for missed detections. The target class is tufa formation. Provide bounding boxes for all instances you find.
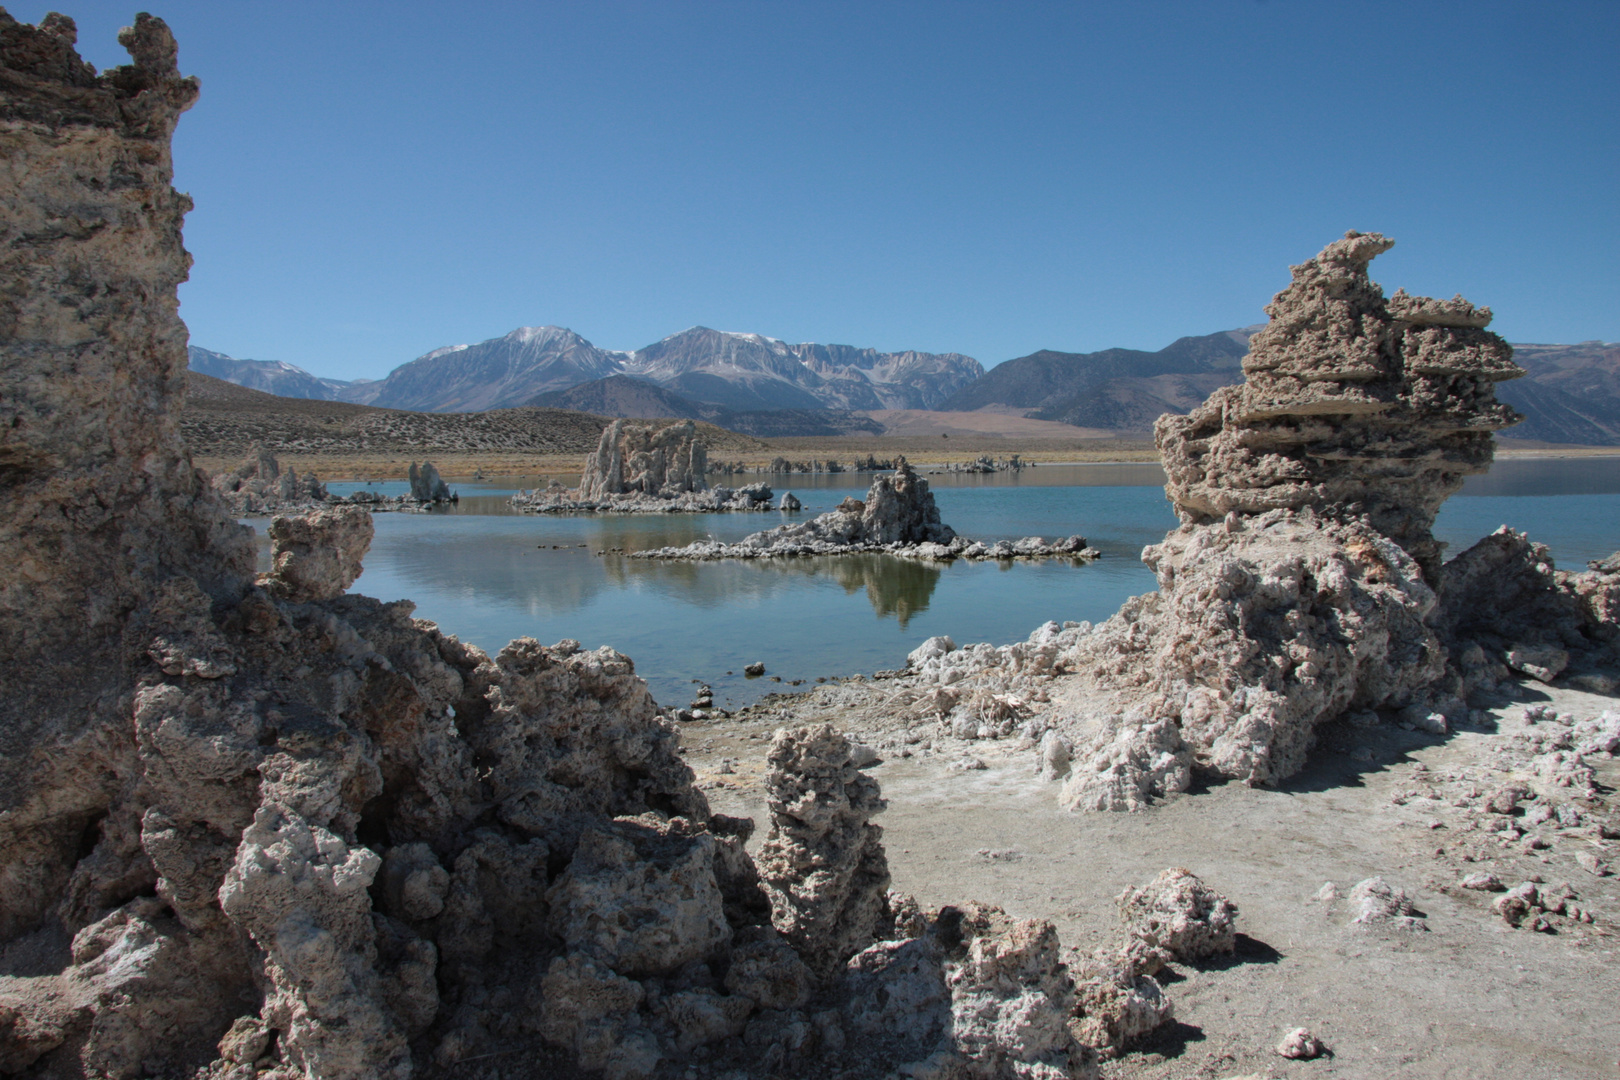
[578,418,709,500]
[1045,232,1618,804]
[0,13,1122,1079]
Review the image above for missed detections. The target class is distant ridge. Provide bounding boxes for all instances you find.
[939,330,1252,430]
[242,325,986,415]
[191,328,1620,446]
[528,374,884,437]
[186,346,368,401]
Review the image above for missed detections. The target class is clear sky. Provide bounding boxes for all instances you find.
[15,1,1618,379]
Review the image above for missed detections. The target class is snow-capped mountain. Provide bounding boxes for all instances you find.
[343,326,627,412]
[625,327,983,411]
[185,347,367,401]
[345,325,983,413]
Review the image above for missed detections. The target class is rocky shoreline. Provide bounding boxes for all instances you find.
[0,16,1141,1080]
[3,12,1617,1080]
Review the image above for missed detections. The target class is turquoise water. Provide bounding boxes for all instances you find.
[291,459,1619,712]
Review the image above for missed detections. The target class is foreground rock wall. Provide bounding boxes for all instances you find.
[0,15,1100,1079]
[0,8,255,939]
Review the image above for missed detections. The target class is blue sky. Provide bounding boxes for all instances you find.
[18,1,1618,379]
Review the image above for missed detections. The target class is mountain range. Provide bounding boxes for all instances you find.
[189,328,1620,446]
[525,375,884,437]
[189,326,984,415]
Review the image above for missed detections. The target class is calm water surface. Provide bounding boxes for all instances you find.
[281,459,1619,711]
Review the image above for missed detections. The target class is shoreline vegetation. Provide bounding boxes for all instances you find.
[189,441,1620,486]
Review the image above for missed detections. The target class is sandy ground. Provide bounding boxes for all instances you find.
[678,680,1620,1080]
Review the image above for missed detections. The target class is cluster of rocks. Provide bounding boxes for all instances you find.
[210,449,458,516]
[514,481,777,514]
[927,455,1028,474]
[0,16,1123,1079]
[210,444,330,514]
[768,456,897,474]
[635,460,1099,562]
[510,419,776,513]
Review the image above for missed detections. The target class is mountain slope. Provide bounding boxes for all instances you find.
[528,374,884,437]
[353,326,626,411]
[187,346,364,401]
[1496,341,1620,444]
[626,327,982,411]
[180,372,766,462]
[940,330,1252,426]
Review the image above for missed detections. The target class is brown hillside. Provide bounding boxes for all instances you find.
[181,372,767,477]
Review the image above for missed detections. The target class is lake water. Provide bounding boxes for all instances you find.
[270,459,1620,712]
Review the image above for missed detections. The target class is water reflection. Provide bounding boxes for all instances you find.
[606,553,941,627]
[286,456,1618,709]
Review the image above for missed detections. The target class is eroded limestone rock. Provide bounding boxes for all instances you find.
[756,726,891,977]
[262,507,374,604]
[1116,867,1237,970]
[841,903,1099,1079]
[1159,231,1520,576]
[581,418,708,498]
[1029,235,1620,805]
[405,461,450,503]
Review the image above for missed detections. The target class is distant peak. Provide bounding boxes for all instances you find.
[504,325,581,344]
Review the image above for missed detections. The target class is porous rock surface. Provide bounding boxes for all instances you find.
[0,15,1097,1079]
[1158,231,1520,577]
[1044,234,1613,802]
[755,727,891,977]
[581,418,709,499]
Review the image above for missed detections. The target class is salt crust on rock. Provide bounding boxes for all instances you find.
[0,15,1103,1078]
